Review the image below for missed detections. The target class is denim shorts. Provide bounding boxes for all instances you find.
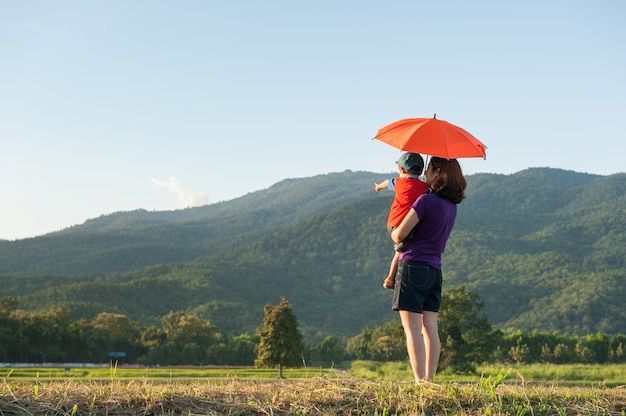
[392,260,442,313]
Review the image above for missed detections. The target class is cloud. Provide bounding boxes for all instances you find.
[150,176,211,208]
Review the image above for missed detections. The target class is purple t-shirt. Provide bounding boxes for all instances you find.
[398,193,457,269]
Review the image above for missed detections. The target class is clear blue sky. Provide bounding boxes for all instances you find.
[1,1,624,240]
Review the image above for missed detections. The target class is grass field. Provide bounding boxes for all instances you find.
[351,361,626,387]
[5,362,626,385]
[2,364,626,415]
[1,365,335,380]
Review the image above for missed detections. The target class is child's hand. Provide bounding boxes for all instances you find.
[375,179,389,192]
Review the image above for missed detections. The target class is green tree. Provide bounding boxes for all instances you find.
[0,296,18,317]
[146,312,225,365]
[67,319,110,363]
[223,333,259,365]
[255,297,304,378]
[91,312,145,363]
[509,342,531,364]
[346,325,373,360]
[0,297,19,361]
[438,285,499,372]
[309,335,345,367]
[21,308,72,362]
[369,320,406,362]
[136,325,166,365]
[553,343,574,363]
[609,334,626,363]
[583,332,610,363]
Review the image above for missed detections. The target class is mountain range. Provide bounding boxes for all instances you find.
[1,168,624,340]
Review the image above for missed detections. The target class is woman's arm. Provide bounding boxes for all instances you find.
[391,208,419,243]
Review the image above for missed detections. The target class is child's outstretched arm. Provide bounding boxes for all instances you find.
[375,179,390,192]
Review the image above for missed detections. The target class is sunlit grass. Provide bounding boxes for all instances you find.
[349,361,626,386]
[2,375,625,415]
[476,363,626,386]
[3,364,626,414]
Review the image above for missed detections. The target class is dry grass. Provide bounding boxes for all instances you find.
[2,376,626,415]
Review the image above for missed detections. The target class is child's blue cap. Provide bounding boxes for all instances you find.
[397,152,424,175]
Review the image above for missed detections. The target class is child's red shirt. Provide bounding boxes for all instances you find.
[387,177,429,228]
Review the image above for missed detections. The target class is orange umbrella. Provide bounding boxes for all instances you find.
[374,115,487,159]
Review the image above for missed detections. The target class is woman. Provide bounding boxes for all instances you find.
[390,157,466,383]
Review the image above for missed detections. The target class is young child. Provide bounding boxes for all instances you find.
[375,152,429,289]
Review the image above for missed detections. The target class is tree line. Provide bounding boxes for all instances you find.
[0,296,316,370]
[346,286,626,371]
[1,290,625,372]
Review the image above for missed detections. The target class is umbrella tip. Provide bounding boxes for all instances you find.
[433,113,437,119]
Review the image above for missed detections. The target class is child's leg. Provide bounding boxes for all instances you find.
[383,251,399,289]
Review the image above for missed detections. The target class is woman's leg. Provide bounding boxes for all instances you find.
[399,309,425,382]
[421,311,440,382]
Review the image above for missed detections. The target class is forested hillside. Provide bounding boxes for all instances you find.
[1,168,624,340]
[0,170,390,276]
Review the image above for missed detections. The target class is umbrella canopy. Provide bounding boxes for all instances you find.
[374,115,487,159]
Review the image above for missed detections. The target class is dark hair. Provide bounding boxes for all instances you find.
[429,157,466,204]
